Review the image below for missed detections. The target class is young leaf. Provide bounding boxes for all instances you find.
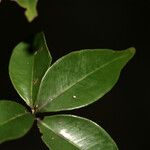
[36,48,135,112]
[0,100,34,144]
[9,32,52,107]
[38,115,118,150]
[14,0,38,22]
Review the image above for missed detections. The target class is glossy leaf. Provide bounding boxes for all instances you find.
[15,0,38,22]
[0,100,34,144]
[9,32,52,107]
[38,115,118,150]
[36,48,135,112]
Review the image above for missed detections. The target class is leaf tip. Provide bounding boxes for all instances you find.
[26,12,38,22]
[128,47,136,55]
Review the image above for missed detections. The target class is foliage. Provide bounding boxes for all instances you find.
[0,0,38,22]
[15,0,38,22]
[0,32,135,149]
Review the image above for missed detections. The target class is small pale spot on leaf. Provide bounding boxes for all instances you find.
[33,78,39,85]
[34,51,38,55]
[73,95,77,99]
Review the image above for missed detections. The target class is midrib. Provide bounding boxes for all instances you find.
[0,112,28,126]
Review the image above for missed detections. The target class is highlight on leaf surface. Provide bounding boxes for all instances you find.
[0,100,34,144]
[35,47,135,112]
[38,115,119,150]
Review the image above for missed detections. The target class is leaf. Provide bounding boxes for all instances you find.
[9,32,52,107]
[38,115,118,150]
[14,0,38,22]
[0,100,34,144]
[35,48,135,112]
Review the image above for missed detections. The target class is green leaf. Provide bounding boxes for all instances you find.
[35,48,135,112]
[9,32,52,107]
[0,100,34,144]
[38,115,118,150]
[15,0,38,22]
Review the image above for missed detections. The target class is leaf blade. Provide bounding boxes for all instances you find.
[9,32,52,107]
[36,48,135,112]
[15,0,38,22]
[38,115,118,150]
[0,100,34,144]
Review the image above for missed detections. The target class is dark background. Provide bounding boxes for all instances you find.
[0,0,149,150]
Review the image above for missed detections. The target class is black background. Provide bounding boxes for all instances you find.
[0,0,149,150]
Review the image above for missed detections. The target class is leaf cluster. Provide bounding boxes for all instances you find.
[0,32,135,149]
